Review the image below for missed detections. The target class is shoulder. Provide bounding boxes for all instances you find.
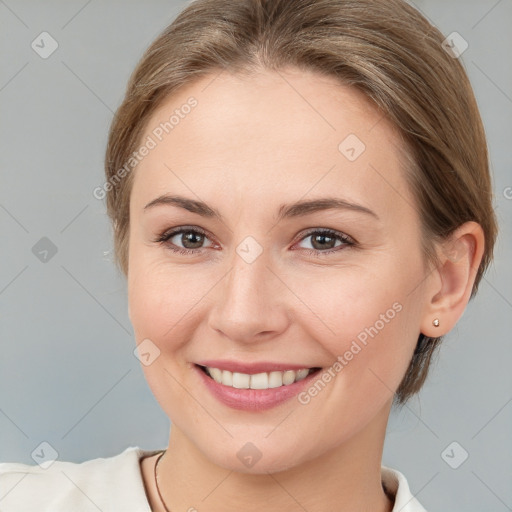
[0,446,162,512]
[381,466,428,512]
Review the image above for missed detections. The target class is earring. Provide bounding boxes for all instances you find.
[432,318,440,327]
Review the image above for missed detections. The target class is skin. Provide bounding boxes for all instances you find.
[127,67,484,511]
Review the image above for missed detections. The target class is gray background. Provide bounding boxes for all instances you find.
[1,0,511,510]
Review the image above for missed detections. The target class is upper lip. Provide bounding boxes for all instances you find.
[195,360,320,374]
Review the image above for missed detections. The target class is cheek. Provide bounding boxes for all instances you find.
[128,228,193,333]
[127,255,211,420]
[295,261,423,400]
[128,258,208,342]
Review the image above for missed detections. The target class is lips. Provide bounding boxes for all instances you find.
[194,362,323,411]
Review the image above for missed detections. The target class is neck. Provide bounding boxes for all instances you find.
[152,401,394,512]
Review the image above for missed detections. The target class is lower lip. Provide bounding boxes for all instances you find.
[194,365,322,411]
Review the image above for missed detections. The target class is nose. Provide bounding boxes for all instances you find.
[207,244,290,344]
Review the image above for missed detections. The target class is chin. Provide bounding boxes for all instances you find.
[194,432,316,476]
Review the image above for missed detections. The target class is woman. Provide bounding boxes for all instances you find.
[0,0,497,510]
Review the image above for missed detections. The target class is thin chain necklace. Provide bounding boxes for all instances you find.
[154,450,171,512]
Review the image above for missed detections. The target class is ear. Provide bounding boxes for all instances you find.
[420,221,485,337]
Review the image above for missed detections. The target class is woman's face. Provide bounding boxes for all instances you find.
[127,67,434,472]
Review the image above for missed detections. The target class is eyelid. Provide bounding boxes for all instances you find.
[293,227,356,246]
[156,225,210,242]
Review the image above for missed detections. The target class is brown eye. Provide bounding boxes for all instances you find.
[156,227,215,255]
[309,233,337,250]
[295,228,355,256]
[174,231,205,249]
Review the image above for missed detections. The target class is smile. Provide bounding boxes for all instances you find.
[198,365,321,390]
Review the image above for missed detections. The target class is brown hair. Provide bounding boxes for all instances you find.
[104,0,497,404]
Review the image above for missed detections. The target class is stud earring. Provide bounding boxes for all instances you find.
[432,318,440,327]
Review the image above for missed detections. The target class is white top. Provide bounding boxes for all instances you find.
[0,446,427,511]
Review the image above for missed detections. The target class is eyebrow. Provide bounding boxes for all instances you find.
[144,195,378,221]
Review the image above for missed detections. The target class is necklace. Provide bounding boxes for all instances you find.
[154,450,171,512]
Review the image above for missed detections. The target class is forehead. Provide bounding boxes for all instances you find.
[132,67,412,219]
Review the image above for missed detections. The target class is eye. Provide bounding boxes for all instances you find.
[155,226,216,255]
[294,228,355,257]
[155,226,355,257]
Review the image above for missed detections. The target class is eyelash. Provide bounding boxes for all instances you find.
[154,226,355,258]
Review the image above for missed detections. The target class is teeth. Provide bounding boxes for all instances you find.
[204,366,314,390]
[221,369,232,387]
[249,372,268,390]
[282,370,295,385]
[232,372,250,389]
[268,371,283,388]
[296,368,309,380]
[208,367,223,383]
